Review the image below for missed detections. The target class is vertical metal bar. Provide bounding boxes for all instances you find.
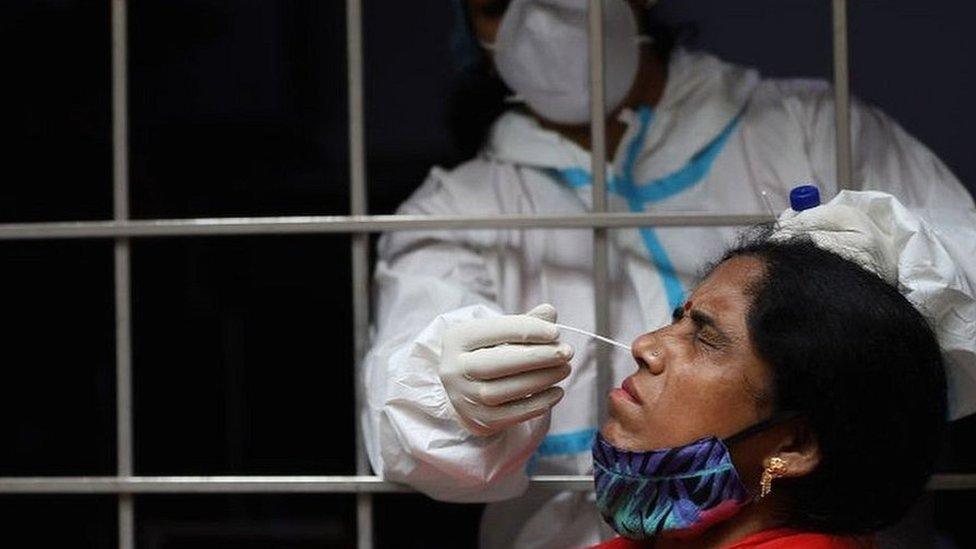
[346,0,373,547]
[588,0,612,423]
[832,0,853,190]
[112,1,135,548]
[114,244,135,549]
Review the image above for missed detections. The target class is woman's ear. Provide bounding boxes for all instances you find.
[770,420,821,479]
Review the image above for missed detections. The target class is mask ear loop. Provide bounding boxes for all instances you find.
[723,411,802,447]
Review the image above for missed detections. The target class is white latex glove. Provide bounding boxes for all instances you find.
[773,202,899,285]
[439,303,574,437]
[771,190,976,418]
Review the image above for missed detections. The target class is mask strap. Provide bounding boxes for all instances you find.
[723,411,801,447]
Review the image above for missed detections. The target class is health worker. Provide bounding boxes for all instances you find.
[360,1,976,547]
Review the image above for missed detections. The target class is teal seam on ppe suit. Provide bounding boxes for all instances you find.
[532,105,742,464]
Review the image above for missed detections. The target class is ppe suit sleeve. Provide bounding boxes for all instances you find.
[360,166,549,502]
[795,88,976,419]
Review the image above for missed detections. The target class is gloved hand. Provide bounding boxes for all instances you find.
[771,190,976,419]
[773,202,899,285]
[440,303,574,437]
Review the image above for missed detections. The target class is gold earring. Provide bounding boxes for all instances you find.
[760,457,787,499]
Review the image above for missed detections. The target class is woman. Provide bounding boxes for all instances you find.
[361,0,975,547]
[592,234,946,548]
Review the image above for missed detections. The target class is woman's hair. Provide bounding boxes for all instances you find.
[716,232,947,534]
[446,1,685,159]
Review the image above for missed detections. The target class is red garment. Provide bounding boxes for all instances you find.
[590,529,875,549]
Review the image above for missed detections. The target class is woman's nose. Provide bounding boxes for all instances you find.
[631,331,665,375]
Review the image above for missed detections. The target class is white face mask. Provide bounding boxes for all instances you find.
[485,0,644,125]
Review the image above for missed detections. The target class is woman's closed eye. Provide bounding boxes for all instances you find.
[695,330,721,349]
[673,305,725,349]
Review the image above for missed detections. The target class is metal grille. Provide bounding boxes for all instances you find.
[2,1,974,548]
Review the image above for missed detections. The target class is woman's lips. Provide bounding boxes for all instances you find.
[620,376,642,404]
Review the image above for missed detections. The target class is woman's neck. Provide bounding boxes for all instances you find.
[537,44,667,158]
[653,499,784,549]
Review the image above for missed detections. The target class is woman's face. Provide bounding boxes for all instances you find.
[602,256,775,451]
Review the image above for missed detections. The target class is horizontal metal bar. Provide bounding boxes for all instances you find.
[926,474,976,491]
[0,213,772,240]
[0,474,973,494]
[0,475,591,494]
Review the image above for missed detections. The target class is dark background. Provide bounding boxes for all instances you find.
[1,0,974,547]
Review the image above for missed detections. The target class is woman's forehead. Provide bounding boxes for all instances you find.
[690,257,765,319]
[700,254,762,289]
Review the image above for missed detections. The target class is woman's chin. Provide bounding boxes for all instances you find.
[599,419,626,446]
[599,421,651,451]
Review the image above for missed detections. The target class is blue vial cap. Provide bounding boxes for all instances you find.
[790,185,821,212]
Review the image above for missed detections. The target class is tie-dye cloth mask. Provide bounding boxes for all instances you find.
[593,416,794,540]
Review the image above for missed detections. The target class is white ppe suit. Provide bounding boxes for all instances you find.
[360,49,976,548]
